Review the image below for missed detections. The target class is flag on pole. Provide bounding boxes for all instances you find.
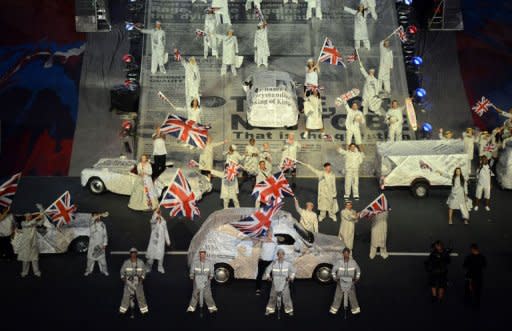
[160,168,200,220]
[188,159,200,168]
[160,114,209,149]
[346,49,358,63]
[252,171,294,205]
[174,49,182,61]
[280,158,296,171]
[195,29,207,38]
[224,162,241,182]
[231,200,283,238]
[44,191,76,226]
[318,38,346,67]
[472,96,494,117]
[0,172,21,212]
[396,26,407,42]
[359,194,390,219]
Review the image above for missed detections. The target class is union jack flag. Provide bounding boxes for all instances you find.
[359,193,390,219]
[252,171,294,205]
[0,172,21,211]
[160,168,199,220]
[472,97,494,117]
[195,29,207,38]
[188,159,200,168]
[160,114,208,149]
[319,38,346,67]
[305,84,324,93]
[483,143,496,153]
[280,157,296,171]
[255,7,265,22]
[231,201,283,237]
[224,162,241,182]
[174,49,182,62]
[346,50,358,63]
[44,191,76,226]
[396,26,407,42]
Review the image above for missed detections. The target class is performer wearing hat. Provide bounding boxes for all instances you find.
[203,8,219,59]
[294,197,319,233]
[254,21,269,68]
[264,248,296,316]
[84,212,109,276]
[119,248,148,316]
[341,99,365,148]
[300,162,339,222]
[187,249,218,313]
[280,133,301,186]
[18,212,44,278]
[329,247,361,315]
[385,100,404,142]
[181,56,201,105]
[338,143,364,200]
[136,21,167,74]
[339,201,359,251]
[145,209,171,274]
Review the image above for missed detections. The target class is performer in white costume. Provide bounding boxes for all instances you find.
[136,21,167,74]
[447,167,470,225]
[339,201,358,250]
[199,136,227,179]
[360,0,377,20]
[225,144,243,165]
[294,197,319,233]
[254,22,270,67]
[204,9,219,59]
[264,249,296,316]
[261,143,273,170]
[181,57,201,105]
[280,133,301,185]
[255,160,272,208]
[329,248,361,315]
[304,59,320,93]
[378,39,393,94]
[301,162,339,222]
[360,60,382,115]
[306,0,323,20]
[211,164,241,209]
[84,212,109,276]
[369,211,389,259]
[18,212,44,277]
[145,210,171,274]
[128,154,158,211]
[187,249,218,313]
[212,0,231,25]
[246,0,262,11]
[386,100,404,141]
[303,89,324,139]
[338,144,364,200]
[343,100,365,147]
[344,4,371,50]
[119,248,148,315]
[244,138,260,176]
[463,128,475,174]
[473,157,492,212]
[188,98,202,124]
[220,29,239,76]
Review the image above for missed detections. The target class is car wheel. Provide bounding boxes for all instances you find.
[71,236,89,254]
[214,263,233,284]
[88,177,105,194]
[313,264,333,284]
[411,181,429,198]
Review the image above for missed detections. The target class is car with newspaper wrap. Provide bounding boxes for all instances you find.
[376,140,470,198]
[12,212,92,254]
[80,157,212,199]
[243,71,299,128]
[187,208,344,285]
[497,140,512,189]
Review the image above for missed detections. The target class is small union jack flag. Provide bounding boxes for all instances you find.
[224,162,241,182]
[160,114,208,149]
[472,96,494,117]
[252,171,294,205]
[305,84,324,93]
[188,159,200,168]
[231,200,283,238]
[195,29,207,38]
[396,26,407,42]
[160,168,199,220]
[319,38,346,68]
[44,191,77,226]
[280,157,296,171]
[174,49,182,62]
[483,143,496,153]
[0,172,21,211]
[359,193,390,219]
[346,50,358,63]
[255,7,265,22]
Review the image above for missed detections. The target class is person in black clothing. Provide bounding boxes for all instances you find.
[463,243,487,308]
[425,240,451,302]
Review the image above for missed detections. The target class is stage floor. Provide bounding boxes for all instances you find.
[136,0,412,177]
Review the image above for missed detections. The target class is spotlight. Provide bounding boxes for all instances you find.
[122,54,134,64]
[412,56,423,66]
[421,122,432,133]
[125,22,135,31]
[415,88,426,98]
[407,24,418,34]
[404,0,413,5]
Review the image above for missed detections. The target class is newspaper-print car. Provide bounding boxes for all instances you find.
[80,158,212,199]
[497,140,512,189]
[187,208,344,284]
[376,140,470,198]
[243,70,299,128]
[13,213,92,254]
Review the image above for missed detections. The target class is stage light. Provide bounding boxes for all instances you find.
[125,22,135,31]
[415,88,426,98]
[421,122,432,133]
[412,56,423,66]
[404,0,413,5]
[407,24,418,34]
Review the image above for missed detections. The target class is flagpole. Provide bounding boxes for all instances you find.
[157,91,178,110]
[44,191,68,213]
[355,47,360,63]
[385,26,401,41]
[158,169,180,209]
[316,37,328,64]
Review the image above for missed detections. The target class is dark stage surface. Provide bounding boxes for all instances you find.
[2,176,511,330]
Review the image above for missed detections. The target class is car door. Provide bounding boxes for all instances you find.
[274,233,301,263]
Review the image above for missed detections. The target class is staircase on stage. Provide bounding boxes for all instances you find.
[136,0,412,177]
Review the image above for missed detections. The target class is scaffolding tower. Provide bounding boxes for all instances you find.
[428,0,464,31]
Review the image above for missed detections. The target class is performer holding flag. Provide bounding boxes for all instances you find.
[359,193,391,259]
[160,168,200,220]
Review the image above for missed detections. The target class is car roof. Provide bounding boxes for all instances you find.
[93,158,137,168]
[252,71,292,88]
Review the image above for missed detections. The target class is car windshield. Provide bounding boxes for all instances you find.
[293,223,314,244]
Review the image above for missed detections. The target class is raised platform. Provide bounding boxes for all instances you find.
[136,0,413,177]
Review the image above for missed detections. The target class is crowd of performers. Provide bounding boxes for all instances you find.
[0,0,501,320]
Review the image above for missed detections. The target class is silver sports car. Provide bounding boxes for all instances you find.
[188,208,344,284]
[243,71,299,128]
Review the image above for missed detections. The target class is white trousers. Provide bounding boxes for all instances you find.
[86,256,108,274]
[319,210,338,222]
[344,169,359,198]
[388,124,402,142]
[21,260,40,276]
[255,52,268,67]
[346,128,362,145]
[151,53,166,74]
[306,3,322,19]
[475,184,491,200]
[223,197,240,209]
[221,64,237,76]
[355,39,370,50]
[378,73,391,93]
